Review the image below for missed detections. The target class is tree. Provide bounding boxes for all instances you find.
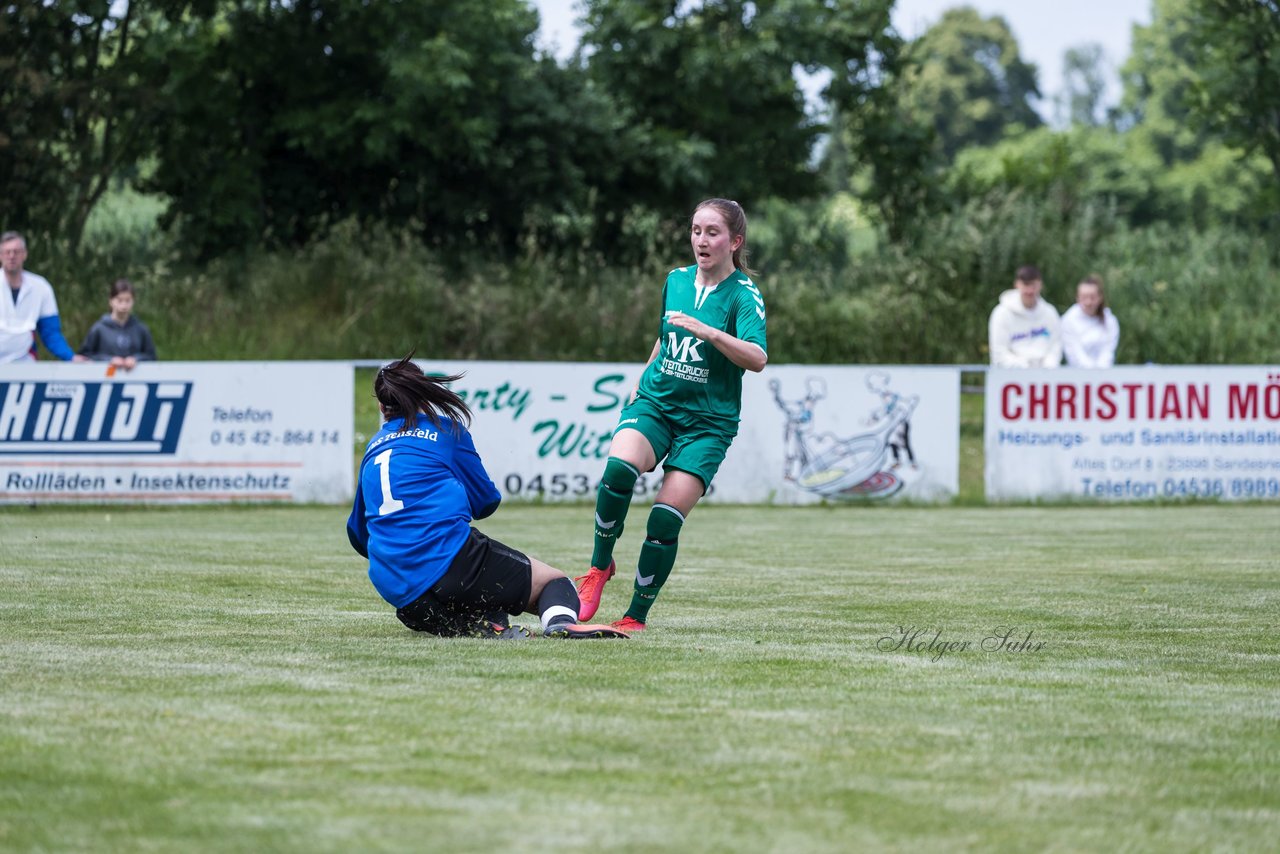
[0,1,191,248]
[1117,0,1207,161]
[900,7,1042,160]
[1183,0,1280,184]
[1057,43,1108,128]
[577,0,820,211]
[824,86,940,243]
[947,121,1270,231]
[1116,0,1276,225]
[577,0,929,237]
[801,1,939,241]
[146,0,623,258]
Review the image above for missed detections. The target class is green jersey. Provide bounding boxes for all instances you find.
[636,265,768,428]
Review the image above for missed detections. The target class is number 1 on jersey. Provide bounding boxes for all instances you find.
[373,448,405,515]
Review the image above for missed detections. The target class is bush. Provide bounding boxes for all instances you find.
[27,199,1280,367]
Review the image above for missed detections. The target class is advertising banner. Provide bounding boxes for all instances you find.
[380,361,960,504]
[985,366,1280,501]
[1,362,353,503]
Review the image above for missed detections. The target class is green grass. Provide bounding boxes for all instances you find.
[959,385,984,503]
[2,504,1278,852]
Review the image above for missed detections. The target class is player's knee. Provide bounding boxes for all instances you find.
[601,456,640,496]
[646,502,684,544]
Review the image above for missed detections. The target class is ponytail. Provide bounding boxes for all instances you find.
[373,350,471,434]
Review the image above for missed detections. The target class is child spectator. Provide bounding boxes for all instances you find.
[78,278,157,371]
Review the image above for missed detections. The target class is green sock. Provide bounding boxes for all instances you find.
[591,457,639,569]
[626,503,684,623]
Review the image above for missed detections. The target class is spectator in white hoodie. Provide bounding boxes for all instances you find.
[988,265,1061,368]
[1061,275,1120,368]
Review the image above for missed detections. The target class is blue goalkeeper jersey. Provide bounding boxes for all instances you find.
[346,415,502,608]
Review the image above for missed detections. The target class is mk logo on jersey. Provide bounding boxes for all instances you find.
[0,381,192,455]
[666,332,705,363]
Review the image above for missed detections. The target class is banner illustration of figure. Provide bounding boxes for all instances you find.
[770,372,920,500]
[769,376,825,482]
[865,370,918,471]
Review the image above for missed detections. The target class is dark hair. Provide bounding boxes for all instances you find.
[1015,265,1042,284]
[1079,274,1107,323]
[693,198,756,277]
[373,350,471,434]
[110,278,135,298]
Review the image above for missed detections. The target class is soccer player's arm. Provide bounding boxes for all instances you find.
[346,478,370,558]
[453,429,502,520]
[644,338,661,365]
[646,280,670,368]
[708,286,767,372]
[622,339,661,405]
[629,283,668,400]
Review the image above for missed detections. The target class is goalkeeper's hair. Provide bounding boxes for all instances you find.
[374,350,471,434]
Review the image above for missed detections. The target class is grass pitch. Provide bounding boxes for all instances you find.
[2,503,1278,853]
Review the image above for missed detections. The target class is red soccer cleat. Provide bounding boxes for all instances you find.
[610,616,646,633]
[574,560,615,621]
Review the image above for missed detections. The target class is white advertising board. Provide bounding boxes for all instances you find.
[1,362,353,503]
[386,361,960,504]
[985,366,1280,501]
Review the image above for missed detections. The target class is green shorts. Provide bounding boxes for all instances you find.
[614,395,737,491]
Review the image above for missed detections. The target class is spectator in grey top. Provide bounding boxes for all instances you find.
[78,278,157,371]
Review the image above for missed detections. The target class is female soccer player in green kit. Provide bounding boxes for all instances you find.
[576,198,768,631]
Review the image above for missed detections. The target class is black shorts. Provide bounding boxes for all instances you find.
[395,528,533,636]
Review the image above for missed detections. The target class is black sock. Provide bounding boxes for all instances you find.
[538,576,580,629]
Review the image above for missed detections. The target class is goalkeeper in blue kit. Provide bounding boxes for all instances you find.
[576,199,768,631]
[347,353,628,639]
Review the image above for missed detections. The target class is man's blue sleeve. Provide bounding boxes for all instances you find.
[453,430,502,520]
[35,315,75,361]
[346,479,369,558]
